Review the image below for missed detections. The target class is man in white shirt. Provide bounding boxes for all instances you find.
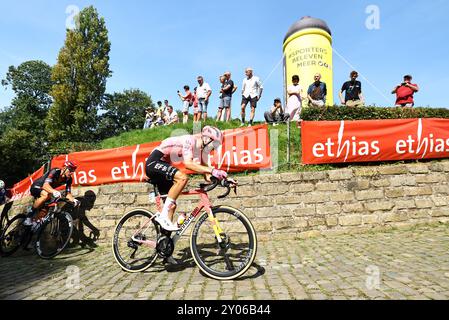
[196,76,212,121]
[241,67,263,127]
[165,105,179,125]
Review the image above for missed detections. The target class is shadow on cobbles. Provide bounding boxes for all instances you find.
[0,246,98,300]
[70,190,100,249]
[159,247,265,280]
[0,190,100,300]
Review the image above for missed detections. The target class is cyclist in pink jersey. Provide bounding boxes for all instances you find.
[146,126,228,231]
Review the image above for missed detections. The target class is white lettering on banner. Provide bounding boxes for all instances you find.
[132,144,146,181]
[110,145,147,181]
[209,128,268,170]
[312,121,380,161]
[73,170,97,184]
[396,119,449,158]
[111,167,121,180]
[212,146,265,171]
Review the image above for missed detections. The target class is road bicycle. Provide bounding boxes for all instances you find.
[112,177,257,281]
[0,196,74,259]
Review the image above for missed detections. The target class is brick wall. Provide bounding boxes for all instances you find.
[3,161,449,243]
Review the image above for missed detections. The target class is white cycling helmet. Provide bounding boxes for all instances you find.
[0,180,5,189]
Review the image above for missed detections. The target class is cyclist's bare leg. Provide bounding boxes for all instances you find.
[33,190,50,211]
[166,171,189,221]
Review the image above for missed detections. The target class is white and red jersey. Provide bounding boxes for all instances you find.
[154,135,201,164]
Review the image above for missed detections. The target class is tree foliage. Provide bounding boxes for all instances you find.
[97,89,154,140]
[0,60,53,186]
[46,5,111,143]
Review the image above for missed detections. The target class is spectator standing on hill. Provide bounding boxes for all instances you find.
[196,76,212,121]
[165,105,179,125]
[241,67,263,127]
[392,75,419,107]
[163,100,170,119]
[286,75,303,127]
[264,98,288,126]
[216,75,227,121]
[192,87,200,123]
[339,71,365,107]
[222,71,237,122]
[155,101,165,126]
[178,85,194,124]
[307,73,327,107]
[143,107,155,129]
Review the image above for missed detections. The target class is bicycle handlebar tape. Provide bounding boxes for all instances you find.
[283,16,333,106]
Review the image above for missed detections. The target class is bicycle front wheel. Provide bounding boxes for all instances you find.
[112,210,159,273]
[36,211,74,259]
[190,206,257,281]
[0,214,28,257]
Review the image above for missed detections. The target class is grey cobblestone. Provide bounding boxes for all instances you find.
[1,224,448,300]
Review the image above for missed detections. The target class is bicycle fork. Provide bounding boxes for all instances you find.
[206,209,225,244]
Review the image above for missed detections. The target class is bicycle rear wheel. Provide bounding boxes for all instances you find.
[112,210,159,273]
[0,214,28,257]
[190,206,257,281]
[36,211,73,259]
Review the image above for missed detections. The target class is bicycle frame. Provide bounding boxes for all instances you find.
[131,187,225,248]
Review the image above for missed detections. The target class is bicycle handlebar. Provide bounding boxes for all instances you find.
[200,177,237,199]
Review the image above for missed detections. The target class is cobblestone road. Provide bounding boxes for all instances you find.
[1,224,449,300]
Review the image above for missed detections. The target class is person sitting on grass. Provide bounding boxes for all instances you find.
[264,98,288,126]
[165,105,179,125]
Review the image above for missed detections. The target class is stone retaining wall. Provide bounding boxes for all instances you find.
[3,161,449,243]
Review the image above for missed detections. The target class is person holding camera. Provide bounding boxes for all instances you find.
[143,107,155,129]
[392,75,419,107]
[178,86,193,124]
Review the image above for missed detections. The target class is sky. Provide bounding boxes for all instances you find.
[1,0,449,122]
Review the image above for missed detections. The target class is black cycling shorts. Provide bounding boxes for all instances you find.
[145,150,179,196]
[30,187,42,199]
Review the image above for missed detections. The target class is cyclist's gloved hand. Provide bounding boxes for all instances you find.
[52,191,62,199]
[73,199,81,207]
[212,168,228,180]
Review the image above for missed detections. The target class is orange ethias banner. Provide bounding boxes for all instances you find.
[8,166,45,201]
[302,118,449,164]
[49,124,272,187]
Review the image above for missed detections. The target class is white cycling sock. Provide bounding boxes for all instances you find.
[160,197,176,220]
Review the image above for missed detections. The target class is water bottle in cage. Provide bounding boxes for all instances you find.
[177,213,186,227]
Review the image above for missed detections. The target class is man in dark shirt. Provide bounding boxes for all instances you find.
[221,71,237,122]
[339,71,365,107]
[25,160,80,225]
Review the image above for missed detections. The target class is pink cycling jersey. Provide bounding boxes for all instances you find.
[155,135,199,164]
